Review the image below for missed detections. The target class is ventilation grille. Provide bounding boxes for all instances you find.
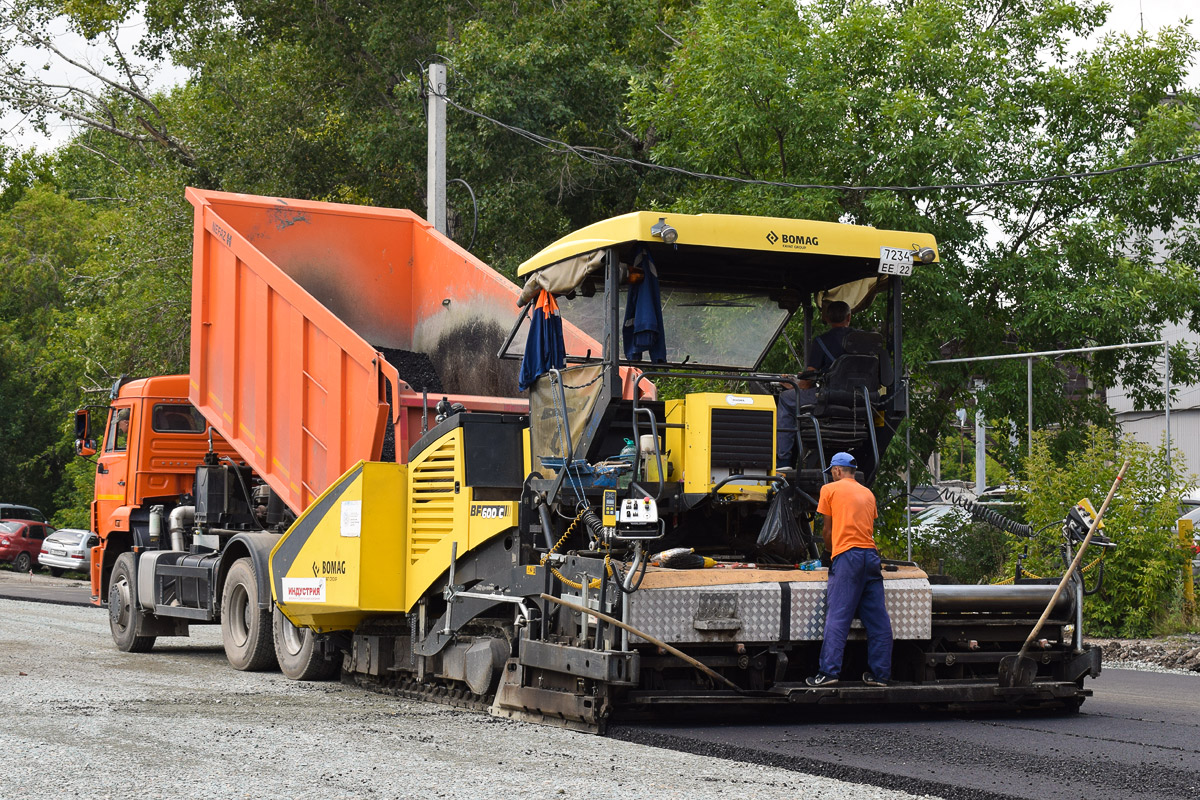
[408,436,458,563]
[710,408,773,471]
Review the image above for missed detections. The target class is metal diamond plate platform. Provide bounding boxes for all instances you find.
[627,576,932,644]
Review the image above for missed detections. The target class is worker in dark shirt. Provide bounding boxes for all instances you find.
[776,301,853,466]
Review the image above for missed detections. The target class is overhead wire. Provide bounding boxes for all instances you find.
[426,87,1200,195]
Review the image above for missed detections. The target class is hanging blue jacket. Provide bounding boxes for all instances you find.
[623,251,666,362]
[518,290,566,391]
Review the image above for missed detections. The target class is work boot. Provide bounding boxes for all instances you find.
[862,671,888,687]
[805,672,838,687]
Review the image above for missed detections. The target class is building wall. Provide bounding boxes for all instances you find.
[1108,320,1200,493]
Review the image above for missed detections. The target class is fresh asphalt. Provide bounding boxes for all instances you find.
[6,570,1196,799]
[612,667,1200,800]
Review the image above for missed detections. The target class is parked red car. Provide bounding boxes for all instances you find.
[0,520,52,572]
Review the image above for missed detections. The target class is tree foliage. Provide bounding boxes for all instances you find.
[628,0,1200,480]
[0,0,1197,554]
[1015,427,1194,636]
[0,184,104,517]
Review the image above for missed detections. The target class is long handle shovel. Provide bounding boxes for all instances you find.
[998,459,1129,689]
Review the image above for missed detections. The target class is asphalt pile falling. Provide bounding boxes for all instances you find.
[374,347,444,463]
[376,347,443,394]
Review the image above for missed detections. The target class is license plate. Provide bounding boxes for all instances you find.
[48,546,65,555]
[878,246,914,276]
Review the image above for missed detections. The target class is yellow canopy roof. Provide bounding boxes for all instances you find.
[518,211,939,277]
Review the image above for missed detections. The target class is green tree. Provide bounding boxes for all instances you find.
[938,427,1008,485]
[627,0,1200,481]
[0,184,104,516]
[1015,427,1194,636]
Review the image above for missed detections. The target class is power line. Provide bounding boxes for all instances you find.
[431,89,1200,195]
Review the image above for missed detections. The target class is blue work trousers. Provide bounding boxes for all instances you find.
[818,547,893,680]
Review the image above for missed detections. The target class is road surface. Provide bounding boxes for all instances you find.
[613,667,1200,799]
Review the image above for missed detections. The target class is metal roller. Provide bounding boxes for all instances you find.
[931,584,1075,616]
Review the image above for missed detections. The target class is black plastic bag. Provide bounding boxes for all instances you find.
[756,484,808,562]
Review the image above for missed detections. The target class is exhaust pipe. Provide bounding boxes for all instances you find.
[168,505,195,551]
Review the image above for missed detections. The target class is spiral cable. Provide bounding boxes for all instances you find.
[949,495,1034,538]
[580,505,606,544]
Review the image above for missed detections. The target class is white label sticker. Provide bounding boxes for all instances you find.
[340,500,362,537]
[878,246,914,276]
[282,577,326,603]
[725,395,754,406]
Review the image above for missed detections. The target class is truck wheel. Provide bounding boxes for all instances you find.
[220,558,277,671]
[108,552,156,653]
[273,607,339,681]
[13,552,32,572]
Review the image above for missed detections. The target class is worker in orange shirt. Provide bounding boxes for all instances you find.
[806,451,892,687]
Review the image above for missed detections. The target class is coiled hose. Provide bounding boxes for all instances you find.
[950,495,1034,538]
[540,506,613,591]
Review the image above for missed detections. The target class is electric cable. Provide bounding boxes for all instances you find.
[425,87,1200,195]
[949,494,1034,538]
[448,177,478,250]
[540,507,613,591]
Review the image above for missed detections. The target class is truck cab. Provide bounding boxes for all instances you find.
[79,375,239,603]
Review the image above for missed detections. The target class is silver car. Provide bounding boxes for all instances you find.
[38,529,98,577]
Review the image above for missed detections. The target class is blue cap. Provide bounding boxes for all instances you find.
[824,452,857,472]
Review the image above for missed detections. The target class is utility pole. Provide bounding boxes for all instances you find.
[975,409,987,497]
[426,63,447,234]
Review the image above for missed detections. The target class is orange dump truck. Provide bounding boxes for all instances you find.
[77,189,589,672]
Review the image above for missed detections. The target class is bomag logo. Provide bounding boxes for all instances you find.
[783,234,818,246]
[767,230,818,248]
[311,560,346,576]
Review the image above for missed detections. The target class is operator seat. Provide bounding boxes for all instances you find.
[796,331,888,477]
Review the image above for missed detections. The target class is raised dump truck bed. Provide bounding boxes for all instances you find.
[185,189,595,513]
[89,190,601,673]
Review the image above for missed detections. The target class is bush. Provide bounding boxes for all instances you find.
[877,506,1011,585]
[1013,427,1194,637]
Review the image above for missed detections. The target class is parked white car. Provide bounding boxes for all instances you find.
[907,504,972,545]
[38,528,98,577]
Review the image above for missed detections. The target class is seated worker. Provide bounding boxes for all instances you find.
[776,301,855,467]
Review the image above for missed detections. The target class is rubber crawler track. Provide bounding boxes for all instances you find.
[347,671,495,714]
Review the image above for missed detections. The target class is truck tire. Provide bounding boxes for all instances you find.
[108,552,155,653]
[273,606,339,681]
[13,552,32,572]
[220,558,277,671]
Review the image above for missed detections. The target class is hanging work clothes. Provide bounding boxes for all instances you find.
[623,251,667,362]
[518,290,566,391]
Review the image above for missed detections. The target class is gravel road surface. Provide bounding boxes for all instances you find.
[0,598,942,800]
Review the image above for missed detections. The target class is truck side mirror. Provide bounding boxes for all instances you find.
[73,409,96,456]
